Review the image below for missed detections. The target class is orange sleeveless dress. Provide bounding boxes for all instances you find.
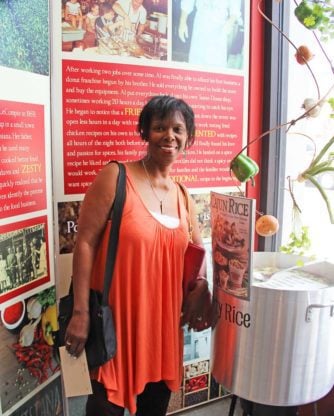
[90,166,189,414]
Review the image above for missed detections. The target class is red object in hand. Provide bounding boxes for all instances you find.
[183,242,205,297]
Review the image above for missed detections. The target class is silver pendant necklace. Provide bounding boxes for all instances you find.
[142,160,172,214]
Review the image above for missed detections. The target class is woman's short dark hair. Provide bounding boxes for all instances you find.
[137,95,196,148]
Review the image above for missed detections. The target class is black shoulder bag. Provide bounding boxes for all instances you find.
[58,162,126,369]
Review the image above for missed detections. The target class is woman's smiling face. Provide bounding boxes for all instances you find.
[147,111,189,164]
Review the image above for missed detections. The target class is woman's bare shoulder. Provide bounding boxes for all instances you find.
[81,162,121,212]
[91,161,121,189]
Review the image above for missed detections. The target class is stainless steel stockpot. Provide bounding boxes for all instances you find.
[211,253,334,406]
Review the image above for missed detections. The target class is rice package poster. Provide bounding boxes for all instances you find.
[210,192,255,300]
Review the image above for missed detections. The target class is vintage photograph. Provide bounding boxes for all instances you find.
[0,221,49,298]
[0,286,60,414]
[192,192,211,240]
[61,0,168,60]
[172,0,245,70]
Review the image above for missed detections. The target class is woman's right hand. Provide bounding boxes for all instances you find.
[181,279,213,331]
[64,310,90,358]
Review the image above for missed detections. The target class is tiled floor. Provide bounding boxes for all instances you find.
[68,395,244,415]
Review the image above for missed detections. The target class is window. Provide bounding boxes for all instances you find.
[282,2,334,261]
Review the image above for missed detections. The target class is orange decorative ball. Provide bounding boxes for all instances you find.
[255,215,279,237]
[295,45,313,65]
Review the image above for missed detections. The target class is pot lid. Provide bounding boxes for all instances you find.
[253,261,334,290]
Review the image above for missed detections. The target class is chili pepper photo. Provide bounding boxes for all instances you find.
[185,374,208,393]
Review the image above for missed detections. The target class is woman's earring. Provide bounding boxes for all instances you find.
[183,149,187,158]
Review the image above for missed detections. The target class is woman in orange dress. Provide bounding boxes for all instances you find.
[64,95,211,415]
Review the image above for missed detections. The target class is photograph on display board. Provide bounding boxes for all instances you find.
[183,326,211,362]
[0,0,49,75]
[172,0,245,70]
[167,359,224,413]
[184,387,208,408]
[58,201,81,254]
[211,192,255,300]
[185,373,208,394]
[192,192,210,240]
[10,376,63,416]
[184,359,210,398]
[0,218,50,303]
[0,286,60,414]
[61,0,168,60]
[184,359,209,381]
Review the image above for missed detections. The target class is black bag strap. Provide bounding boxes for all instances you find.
[102,162,126,305]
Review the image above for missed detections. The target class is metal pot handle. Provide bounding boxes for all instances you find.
[305,302,334,322]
